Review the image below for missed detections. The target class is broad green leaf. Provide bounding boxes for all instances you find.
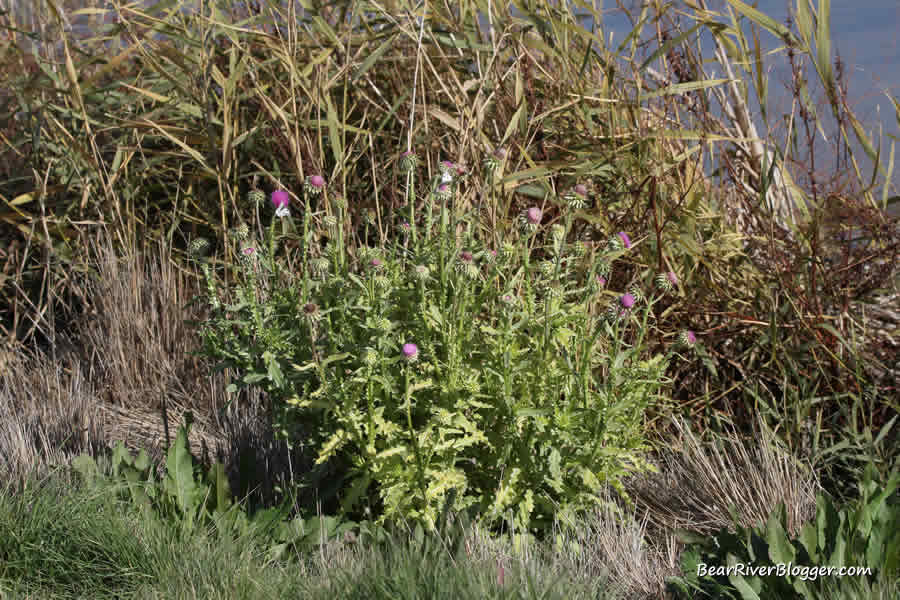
[165,424,200,521]
[765,504,795,564]
[727,553,762,600]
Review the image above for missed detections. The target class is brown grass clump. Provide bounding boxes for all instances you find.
[625,416,820,540]
[0,229,318,511]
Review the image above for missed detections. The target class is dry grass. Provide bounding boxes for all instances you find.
[0,230,320,509]
[626,416,820,540]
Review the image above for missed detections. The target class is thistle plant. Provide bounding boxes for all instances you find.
[192,151,697,539]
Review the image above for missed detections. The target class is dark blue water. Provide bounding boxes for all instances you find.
[15,0,900,207]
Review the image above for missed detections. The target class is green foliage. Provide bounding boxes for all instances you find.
[69,414,385,558]
[194,164,692,538]
[667,465,900,599]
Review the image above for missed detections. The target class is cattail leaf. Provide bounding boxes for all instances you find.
[795,0,814,48]
[352,35,396,83]
[725,0,798,46]
[324,92,343,166]
[502,101,526,147]
[429,107,461,133]
[639,23,702,73]
[639,78,732,102]
[814,0,834,105]
[313,16,343,52]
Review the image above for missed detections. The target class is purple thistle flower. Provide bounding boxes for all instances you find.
[597,275,607,287]
[574,184,588,196]
[439,161,456,178]
[617,232,631,249]
[668,271,678,286]
[370,258,383,268]
[308,175,325,188]
[620,293,635,309]
[304,175,325,195]
[402,342,419,362]
[527,207,542,225]
[460,250,474,262]
[434,182,452,201]
[271,190,290,209]
[679,330,697,348]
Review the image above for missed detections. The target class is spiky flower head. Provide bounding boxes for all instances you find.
[326,242,341,260]
[655,271,678,293]
[230,223,249,241]
[311,257,331,278]
[626,287,644,305]
[376,317,392,332]
[323,215,338,229]
[374,275,390,290]
[439,160,456,177]
[362,347,378,367]
[543,281,564,299]
[364,209,378,226]
[678,330,697,349]
[539,260,556,278]
[604,303,621,322]
[270,191,290,218]
[483,147,506,172]
[501,241,517,259]
[402,342,419,363]
[563,184,589,210]
[594,259,611,278]
[239,244,258,265]
[620,293,636,309]
[370,257,384,269]
[332,195,348,211]
[247,188,265,206]
[481,249,498,264]
[606,232,631,252]
[519,207,542,233]
[413,264,431,282]
[500,293,517,306]
[589,274,607,294]
[434,182,453,202]
[302,302,321,322]
[271,189,290,209]
[189,237,211,260]
[304,175,325,195]
[399,150,418,173]
[358,245,376,262]
[456,250,479,279]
